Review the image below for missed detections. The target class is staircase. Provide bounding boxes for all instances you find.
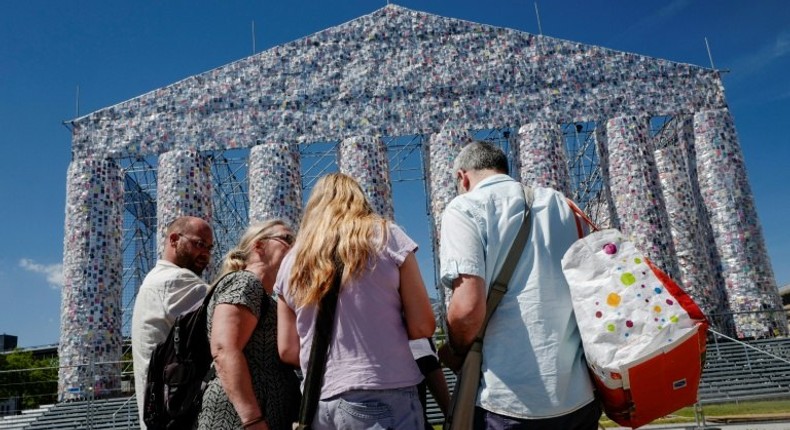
[2,336,789,429]
[0,396,139,430]
[0,405,51,430]
[699,335,790,403]
[424,335,790,425]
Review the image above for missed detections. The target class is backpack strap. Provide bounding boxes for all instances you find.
[176,271,235,361]
[200,270,243,310]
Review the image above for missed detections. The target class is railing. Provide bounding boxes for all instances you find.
[58,360,129,402]
[111,394,138,430]
[705,309,790,340]
[4,326,790,428]
[700,327,790,411]
[708,328,790,366]
[0,357,135,428]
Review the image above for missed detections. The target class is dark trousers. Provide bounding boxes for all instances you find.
[473,400,602,430]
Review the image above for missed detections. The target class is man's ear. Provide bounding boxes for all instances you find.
[168,232,180,248]
[459,170,471,193]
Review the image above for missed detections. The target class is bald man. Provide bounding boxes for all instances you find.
[132,216,214,428]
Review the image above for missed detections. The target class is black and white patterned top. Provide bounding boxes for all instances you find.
[195,271,301,430]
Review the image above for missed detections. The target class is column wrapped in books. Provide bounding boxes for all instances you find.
[424,128,472,320]
[249,142,303,230]
[338,135,394,220]
[517,121,571,196]
[59,156,124,400]
[654,118,726,323]
[605,115,680,281]
[156,149,213,271]
[693,108,787,338]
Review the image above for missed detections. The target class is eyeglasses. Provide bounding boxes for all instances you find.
[178,234,214,252]
[264,233,295,247]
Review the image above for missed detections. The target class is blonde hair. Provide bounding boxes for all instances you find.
[216,219,288,280]
[289,173,387,307]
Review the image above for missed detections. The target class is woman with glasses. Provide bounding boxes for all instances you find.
[195,220,301,430]
[275,173,436,429]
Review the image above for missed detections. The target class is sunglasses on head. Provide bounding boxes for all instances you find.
[264,233,295,246]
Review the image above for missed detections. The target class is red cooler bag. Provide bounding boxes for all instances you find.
[561,228,708,429]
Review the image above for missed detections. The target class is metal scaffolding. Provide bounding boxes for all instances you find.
[117,127,622,338]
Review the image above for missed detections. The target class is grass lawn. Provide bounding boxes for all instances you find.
[432,399,790,429]
[598,399,790,427]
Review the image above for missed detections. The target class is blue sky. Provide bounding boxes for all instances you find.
[1,1,788,348]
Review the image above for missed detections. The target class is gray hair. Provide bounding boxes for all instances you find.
[453,141,509,175]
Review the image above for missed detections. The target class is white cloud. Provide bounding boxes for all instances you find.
[656,0,691,19]
[727,30,790,80]
[19,258,64,289]
[607,0,691,46]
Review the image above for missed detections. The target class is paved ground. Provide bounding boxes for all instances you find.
[609,415,790,430]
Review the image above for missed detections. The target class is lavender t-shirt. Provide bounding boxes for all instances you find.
[274,223,423,399]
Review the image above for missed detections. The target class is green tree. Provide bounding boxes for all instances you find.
[0,350,58,410]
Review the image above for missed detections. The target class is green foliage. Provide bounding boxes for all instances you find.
[686,399,790,416]
[432,400,790,429]
[0,350,58,410]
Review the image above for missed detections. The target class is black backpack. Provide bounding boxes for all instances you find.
[142,274,229,430]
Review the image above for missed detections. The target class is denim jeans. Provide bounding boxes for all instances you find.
[473,400,602,430]
[315,386,424,430]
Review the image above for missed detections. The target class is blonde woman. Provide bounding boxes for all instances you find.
[196,220,301,430]
[275,172,436,430]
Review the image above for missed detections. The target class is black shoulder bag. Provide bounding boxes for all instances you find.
[293,257,344,430]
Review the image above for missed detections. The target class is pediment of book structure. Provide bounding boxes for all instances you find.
[70,4,724,158]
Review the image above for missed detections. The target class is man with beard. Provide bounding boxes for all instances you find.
[132,216,214,429]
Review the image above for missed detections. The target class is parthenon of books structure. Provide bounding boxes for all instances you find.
[60,4,786,399]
